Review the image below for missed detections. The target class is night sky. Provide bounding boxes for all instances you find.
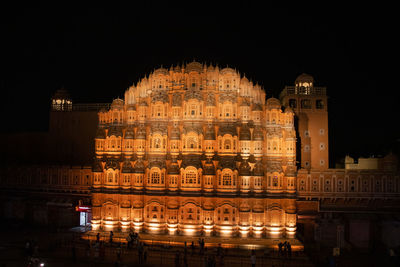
[1,3,399,164]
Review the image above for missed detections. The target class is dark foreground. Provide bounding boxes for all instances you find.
[0,221,398,267]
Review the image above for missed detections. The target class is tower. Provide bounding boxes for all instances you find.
[280,74,329,170]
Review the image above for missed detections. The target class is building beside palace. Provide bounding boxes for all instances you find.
[0,61,399,248]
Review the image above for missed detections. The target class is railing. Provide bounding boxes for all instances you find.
[52,103,111,112]
[280,86,326,98]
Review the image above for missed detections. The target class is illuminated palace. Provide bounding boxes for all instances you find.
[1,61,399,248]
[91,62,298,237]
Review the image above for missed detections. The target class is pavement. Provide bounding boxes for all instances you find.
[84,229,304,251]
[0,221,313,267]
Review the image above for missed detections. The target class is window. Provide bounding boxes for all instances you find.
[301,99,311,109]
[222,173,232,186]
[185,171,197,184]
[319,143,325,150]
[154,138,161,149]
[316,100,324,109]
[151,172,160,184]
[187,137,197,149]
[273,176,278,187]
[289,99,297,108]
[304,145,310,152]
[224,139,231,150]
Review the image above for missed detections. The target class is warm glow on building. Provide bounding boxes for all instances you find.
[91,61,297,238]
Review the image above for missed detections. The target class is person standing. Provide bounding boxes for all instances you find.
[278,242,283,256]
[191,241,195,255]
[144,248,147,264]
[287,242,292,258]
[116,243,121,262]
[183,251,188,267]
[283,241,287,257]
[110,231,114,243]
[251,250,256,267]
[100,243,105,261]
[175,252,180,267]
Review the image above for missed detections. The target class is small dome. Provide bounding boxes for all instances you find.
[181,155,202,169]
[285,165,296,177]
[121,160,134,173]
[266,161,283,173]
[127,105,136,111]
[253,161,264,176]
[185,61,203,73]
[284,106,294,114]
[153,67,169,76]
[148,160,166,169]
[92,159,103,173]
[239,126,251,141]
[124,127,135,139]
[218,124,237,136]
[108,127,123,137]
[252,103,263,111]
[105,158,120,170]
[133,159,145,173]
[295,73,314,85]
[168,161,180,174]
[253,127,264,141]
[111,98,124,110]
[136,125,146,139]
[52,88,71,101]
[220,67,236,75]
[203,160,216,175]
[266,97,281,109]
[217,156,236,170]
[240,98,251,106]
[167,165,180,175]
[139,100,148,106]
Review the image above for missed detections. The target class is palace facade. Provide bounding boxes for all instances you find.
[91,62,306,238]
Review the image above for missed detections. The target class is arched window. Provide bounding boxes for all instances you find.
[187,136,197,149]
[224,139,231,150]
[108,172,113,183]
[273,176,278,186]
[190,104,197,116]
[154,138,161,149]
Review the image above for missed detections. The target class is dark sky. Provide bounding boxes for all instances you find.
[1,2,399,163]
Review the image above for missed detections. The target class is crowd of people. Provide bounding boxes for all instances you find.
[58,230,297,266]
[278,241,292,258]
